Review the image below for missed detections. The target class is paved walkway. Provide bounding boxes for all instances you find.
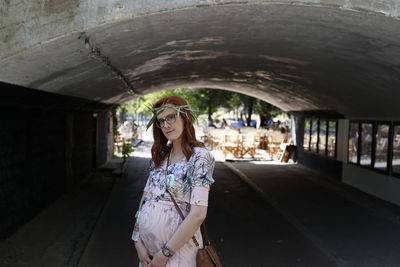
[224,161,400,267]
[78,142,400,267]
[0,169,117,267]
[2,142,400,267]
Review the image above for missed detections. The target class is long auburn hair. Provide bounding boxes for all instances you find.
[151,95,204,169]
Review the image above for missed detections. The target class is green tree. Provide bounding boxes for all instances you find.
[117,103,129,123]
[136,88,237,121]
[137,88,197,114]
[243,95,255,127]
[193,88,238,120]
[254,99,283,127]
[117,88,283,128]
[206,91,283,127]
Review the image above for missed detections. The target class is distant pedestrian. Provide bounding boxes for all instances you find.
[220,118,227,128]
[132,96,216,267]
[132,120,139,139]
[208,119,216,128]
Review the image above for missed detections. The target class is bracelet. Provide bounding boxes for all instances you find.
[161,245,175,258]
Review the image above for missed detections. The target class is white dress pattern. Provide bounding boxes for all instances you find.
[132,147,215,267]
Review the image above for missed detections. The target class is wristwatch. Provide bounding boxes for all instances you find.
[161,245,174,258]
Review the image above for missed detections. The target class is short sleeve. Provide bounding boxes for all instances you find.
[143,177,151,193]
[149,160,155,170]
[188,148,215,206]
[143,160,155,193]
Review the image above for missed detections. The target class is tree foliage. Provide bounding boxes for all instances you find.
[254,99,283,127]
[116,87,283,127]
[193,89,238,120]
[137,88,197,114]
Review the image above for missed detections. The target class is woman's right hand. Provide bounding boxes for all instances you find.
[135,239,152,266]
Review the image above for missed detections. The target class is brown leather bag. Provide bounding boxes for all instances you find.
[166,188,223,267]
[196,223,223,267]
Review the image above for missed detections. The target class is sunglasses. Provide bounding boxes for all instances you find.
[156,112,178,128]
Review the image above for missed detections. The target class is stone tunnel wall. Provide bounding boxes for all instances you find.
[0,82,113,240]
[2,0,400,62]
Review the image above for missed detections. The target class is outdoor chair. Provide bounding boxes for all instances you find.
[258,134,269,150]
[219,133,259,159]
[219,134,241,158]
[239,127,257,134]
[267,138,281,160]
[239,134,258,158]
[208,128,239,150]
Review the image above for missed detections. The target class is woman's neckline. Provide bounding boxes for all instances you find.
[164,155,186,168]
[170,156,186,164]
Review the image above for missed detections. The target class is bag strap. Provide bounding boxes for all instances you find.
[166,189,213,247]
[166,188,201,247]
[165,150,200,247]
[200,221,211,246]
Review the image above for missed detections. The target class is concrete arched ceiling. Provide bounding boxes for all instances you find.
[1,1,400,118]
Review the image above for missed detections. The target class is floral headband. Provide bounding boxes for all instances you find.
[145,104,198,130]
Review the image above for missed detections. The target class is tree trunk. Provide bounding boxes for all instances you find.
[246,97,254,126]
[259,112,270,127]
[207,89,213,120]
[208,104,212,120]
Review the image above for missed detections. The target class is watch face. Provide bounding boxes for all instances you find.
[162,247,173,258]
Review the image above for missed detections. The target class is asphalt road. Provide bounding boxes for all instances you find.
[221,162,400,267]
[78,148,400,267]
[3,145,400,267]
[203,162,338,267]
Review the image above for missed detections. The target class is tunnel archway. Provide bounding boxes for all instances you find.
[2,2,400,118]
[2,0,400,240]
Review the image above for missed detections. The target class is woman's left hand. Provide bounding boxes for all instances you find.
[148,250,169,267]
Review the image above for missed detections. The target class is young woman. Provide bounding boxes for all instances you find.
[132,96,215,267]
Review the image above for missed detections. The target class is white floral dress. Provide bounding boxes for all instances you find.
[132,147,215,267]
